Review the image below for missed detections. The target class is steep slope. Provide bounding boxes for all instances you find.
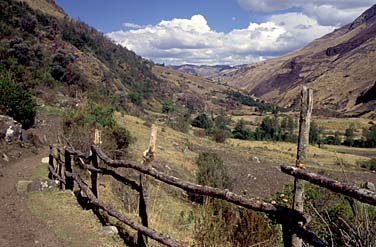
[1,0,173,113]
[213,5,376,116]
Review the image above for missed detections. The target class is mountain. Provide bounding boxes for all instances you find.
[213,5,376,117]
[170,64,232,78]
[1,0,275,119]
[1,0,176,113]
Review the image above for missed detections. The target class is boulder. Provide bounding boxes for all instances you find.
[26,178,59,192]
[0,115,22,142]
[41,157,49,164]
[2,153,9,162]
[97,226,118,235]
[364,182,375,191]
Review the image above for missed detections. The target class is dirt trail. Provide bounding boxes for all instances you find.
[0,148,66,247]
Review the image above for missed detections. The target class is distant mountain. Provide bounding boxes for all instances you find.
[213,4,376,116]
[169,64,232,78]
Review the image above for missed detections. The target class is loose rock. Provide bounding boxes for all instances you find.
[97,226,118,235]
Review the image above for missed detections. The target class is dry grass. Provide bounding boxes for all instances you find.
[228,139,370,169]
[28,189,124,247]
[20,0,66,18]
[313,117,372,134]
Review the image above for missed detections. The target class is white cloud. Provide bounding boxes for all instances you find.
[107,14,334,65]
[123,22,145,29]
[238,0,373,26]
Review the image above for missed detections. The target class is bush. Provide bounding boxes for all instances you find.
[0,74,35,128]
[359,158,376,171]
[192,113,213,129]
[162,99,173,113]
[128,91,142,106]
[111,125,135,150]
[212,128,231,143]
[196,152,232,189]
[232,119,254,140]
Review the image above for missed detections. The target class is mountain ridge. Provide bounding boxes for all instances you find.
[211,4,376,117]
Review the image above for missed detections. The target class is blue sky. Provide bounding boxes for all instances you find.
[56,0,373,65]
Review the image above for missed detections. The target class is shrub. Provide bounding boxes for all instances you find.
[196,152,232,189]
[111,125,135,150]
[0,74,35,128]
[128,91,142,106]
[167,113,190,133]
[359,158,376,171]
[192,113,213,129]
[162,99,173,113]
[212,128,231,143]
[232,119,254,140]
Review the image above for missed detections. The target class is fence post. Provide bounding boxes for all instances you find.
[137,124,157,247]
[288,86,313,247]
[65,149,74,190]
[91,146,99,198]
[57,148,63,190]
[48,146,54,180]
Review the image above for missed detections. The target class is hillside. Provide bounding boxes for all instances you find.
[169,64,232,78]
[1,0,177,115]
[213,4,376,117]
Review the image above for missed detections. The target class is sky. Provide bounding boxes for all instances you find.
[56,0,374,65]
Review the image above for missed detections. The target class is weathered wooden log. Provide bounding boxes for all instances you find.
[48,164,66,184]
[65,150,74,190]
[77,157,141,192]
[65,171,184,247]
[138,125,157,246]
[93,145,329,246]
[290,86,313,247]
[281,165,376,206]
[65,147,91,159]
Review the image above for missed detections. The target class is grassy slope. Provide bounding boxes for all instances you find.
[24,111,376,246]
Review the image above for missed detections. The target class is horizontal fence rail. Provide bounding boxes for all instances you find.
[281,165,376,206]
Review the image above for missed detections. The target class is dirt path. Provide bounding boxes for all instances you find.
[0,148,66,247]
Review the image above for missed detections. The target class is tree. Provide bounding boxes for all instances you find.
[260,116,273,140]
[309,122,323,146]
[334,131,341,145]
[344,123,355,147]
[214,110,230,130]
[364,124,376,147]
[232,119,254,140]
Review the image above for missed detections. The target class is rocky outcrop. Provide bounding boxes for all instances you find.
[0,115,22,142]
[349,4,376,30]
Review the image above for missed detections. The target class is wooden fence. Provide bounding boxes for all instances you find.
[46,87,376,247]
